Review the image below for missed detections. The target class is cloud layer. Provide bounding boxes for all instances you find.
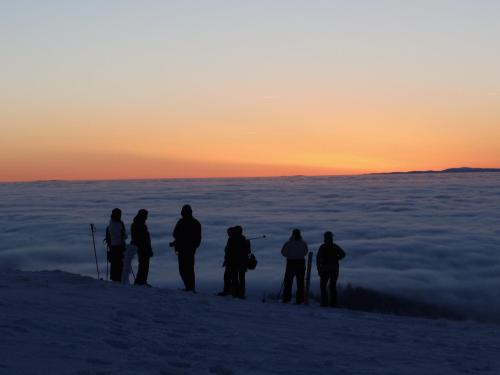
[1,173,499,321]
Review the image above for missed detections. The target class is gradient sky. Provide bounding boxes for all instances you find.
[1,1,499,181]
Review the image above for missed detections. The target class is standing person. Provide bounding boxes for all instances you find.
[131,209,153,286]
[105,208,127,282]
[217,226,236,296]
[281,229,309,304]
[173,204,202,292]
[316,231,346,307]
[225,225,251,299]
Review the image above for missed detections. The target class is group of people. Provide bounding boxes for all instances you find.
[105,204,201,290]
[104,204,346,307]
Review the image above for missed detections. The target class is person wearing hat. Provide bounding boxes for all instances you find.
[316,231,346,307]
[172,205,202,292]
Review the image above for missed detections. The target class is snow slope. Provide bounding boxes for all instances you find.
[1,271,499,375]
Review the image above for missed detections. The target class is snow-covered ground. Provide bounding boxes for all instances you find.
[1,270,499,375]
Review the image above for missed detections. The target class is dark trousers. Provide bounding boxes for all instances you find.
[178,251,196,291]
[283,259,306,304]
[320,269,339,307]
[108,246,124,282]
[230,267,246,298]
[135,255,150,285]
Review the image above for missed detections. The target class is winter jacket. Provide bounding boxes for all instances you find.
[224,235,251,270]
[173,216,202,253]
[281,239,309,260]
[131,222,153,258]
[106,220,127,247]
[316,243,346,274]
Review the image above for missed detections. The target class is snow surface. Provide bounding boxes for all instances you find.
[1,173,500,321]
[1,270,500,375]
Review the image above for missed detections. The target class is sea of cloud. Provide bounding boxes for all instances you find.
[1,173,499,321]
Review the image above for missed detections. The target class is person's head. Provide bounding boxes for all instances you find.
[134,208,148,223]
[227,226,235,237]
[324,231,334,244]
[111,208,122,221]
[181,204,193,218]
[291,228,302,241]
[233,225,243,236]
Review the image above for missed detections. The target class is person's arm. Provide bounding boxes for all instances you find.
[336,244,346,260]
[302,242,309,257]
[316,246,323,273]
[146,227,152,251]
[281,242,288,257]
[130,224,136,245]
[121,221,127,240]
[105,226,111,246]
[246,239,251,255]
[223,242,230,265]
[173,220,180,240]
[195,221,202,248]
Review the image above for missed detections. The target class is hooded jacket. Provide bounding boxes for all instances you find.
[173,216,202,252]
[131,217,153,258]
[316,242,346,273]
[106,220,127,247]
[225,235,251,269]
[281,239,309,260]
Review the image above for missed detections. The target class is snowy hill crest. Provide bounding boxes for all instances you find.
[1,270,499,375]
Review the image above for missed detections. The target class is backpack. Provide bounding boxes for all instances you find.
[247,253,257,270]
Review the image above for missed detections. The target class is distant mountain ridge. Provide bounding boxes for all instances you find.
[377,167,500,175]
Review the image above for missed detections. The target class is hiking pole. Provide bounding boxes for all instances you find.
[248,235,266,241]
[90,224,100,279]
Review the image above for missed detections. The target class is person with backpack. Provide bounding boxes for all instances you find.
[316,231,346,307]
[281,229,309,304]
[172,205,202,292]
[105,208,127,282]
[131,209,153,286]
[224,225,251,299]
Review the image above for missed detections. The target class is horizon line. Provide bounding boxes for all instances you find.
[2,166,499,184]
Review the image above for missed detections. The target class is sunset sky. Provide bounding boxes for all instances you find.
[1,1,499,181]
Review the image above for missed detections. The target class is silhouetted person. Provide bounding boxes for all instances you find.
[281,229,308,304]
[131,209,153,286]
[316,231,346,307]
[224,225,251,299]
[173,205,202,291]
[105,208,127,282]
[217,226,236,296]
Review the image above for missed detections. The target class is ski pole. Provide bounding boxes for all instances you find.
[248,235,267,241]
[90,224,100,279]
